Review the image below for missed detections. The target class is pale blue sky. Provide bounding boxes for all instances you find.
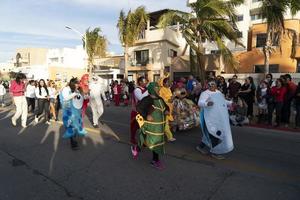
[0,0,188,62]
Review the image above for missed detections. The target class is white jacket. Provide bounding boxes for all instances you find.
[89,81,106,105]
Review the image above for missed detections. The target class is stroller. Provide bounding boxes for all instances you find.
[229,97,249,126]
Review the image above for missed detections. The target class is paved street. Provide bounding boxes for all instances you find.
[0,104,300,200]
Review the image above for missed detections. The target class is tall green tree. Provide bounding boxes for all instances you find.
[159,0,244,83]
[117,6,149,77]
[85,27,107,75]
[261,0,300,73]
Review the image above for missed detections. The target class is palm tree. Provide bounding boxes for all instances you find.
[85,27,107,75]
[159,0,244,83]
[117,6,149,78]
[261,0,300,73]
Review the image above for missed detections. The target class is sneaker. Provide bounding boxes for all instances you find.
[168,138,176,142]
[1,103,5,107]
[21,123,27,128]
[35,116,39,123]
[93,124,99,128]
[45,121,51,125]
[150,160,164,170]
[196,145,208,155]
[131,146,138,159]
[211,154,225,160]
[11,118,16,127]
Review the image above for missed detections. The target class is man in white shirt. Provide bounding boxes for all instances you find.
[89,76,107,128]
[130,76,149,158]
[0,81,6,107]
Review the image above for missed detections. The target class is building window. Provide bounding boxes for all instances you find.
[138,29,146,40]
[254,64,279,73]
[251,13,262,21]
[50,57,59,63]
[117,74,124,79]
[237,15,243,21]
[153,74,160,82]
[237,31,243,38]
[135,50,149,66]
[168,49,177,58]
[256,33,279,47]
[164,66,170,73]
[256,34,267,47]
[211,50,221,54]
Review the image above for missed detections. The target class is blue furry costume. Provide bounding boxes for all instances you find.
[60,88,87,138]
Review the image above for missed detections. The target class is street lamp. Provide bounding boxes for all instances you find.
[65,25,88,73]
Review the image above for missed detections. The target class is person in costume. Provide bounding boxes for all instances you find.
[171,87,200,132]
[130,76,149,158]
[196,79,234,159]
[79,74,90,120]
[158,75,176,142]
[60,77,87,150]
[89,76,107,128]
[136,82,168,169]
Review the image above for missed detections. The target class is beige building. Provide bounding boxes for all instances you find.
[126,9,190,82]
[14,48,48,67]
[93,55,125,89]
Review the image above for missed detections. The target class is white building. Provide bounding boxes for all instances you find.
[93,55,125,91]
[126,9,190,82]
[0,60,14,74]
[187,0,300,54]
[47,46,87,82]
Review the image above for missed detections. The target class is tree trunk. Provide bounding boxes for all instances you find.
[88,58,93,77]
[124,45,129,80]
[264,31,272,74]
[196,52,206,86]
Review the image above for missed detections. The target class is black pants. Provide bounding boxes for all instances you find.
[296,104,300,127]
[152,152,159,162]
[245,99,254,117]
[36,99,50,121]
[26,97,35,112]
[55,95,60,119]
[268,102,283,125]
[282,100,292,124]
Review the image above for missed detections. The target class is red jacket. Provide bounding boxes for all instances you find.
[271,86,287,103]
[10,80,25,97]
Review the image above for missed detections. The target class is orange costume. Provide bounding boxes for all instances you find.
[80,74,90,120]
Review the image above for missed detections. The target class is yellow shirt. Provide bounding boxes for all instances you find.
[159,86,174,121]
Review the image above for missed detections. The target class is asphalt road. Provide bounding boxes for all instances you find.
[0,103,299,200]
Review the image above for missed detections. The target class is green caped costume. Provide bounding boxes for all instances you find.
[136,82,168,155]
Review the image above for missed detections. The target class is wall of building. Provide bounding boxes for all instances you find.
[127,26,189,82]
[231,20,300,73]
[15,48,48,67]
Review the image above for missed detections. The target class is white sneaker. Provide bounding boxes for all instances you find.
[45,121,51,125]
[1,103,4,107]
[35,116,39,123]
[11,118,16,126]
[21,124,27,128]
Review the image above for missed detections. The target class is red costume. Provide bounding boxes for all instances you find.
[130,86,148,145]
[80,74,90,120]
[113,84,122,106]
